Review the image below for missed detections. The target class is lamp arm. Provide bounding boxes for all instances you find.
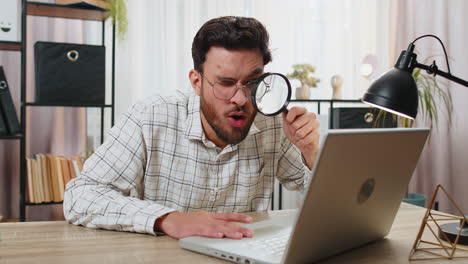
[414,62,468,88]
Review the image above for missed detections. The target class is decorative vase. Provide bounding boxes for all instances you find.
[331,75,344,100]
[402,193,427,207]
[295,86,311,100]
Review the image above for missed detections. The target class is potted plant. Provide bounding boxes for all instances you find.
[108,0,128,41]
[287,64,320,99]
[401,58,453,129]
[56,0,128,40]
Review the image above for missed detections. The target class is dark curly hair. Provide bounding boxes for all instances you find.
[192,16,272,72]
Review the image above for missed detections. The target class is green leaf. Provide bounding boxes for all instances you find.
[108,0,128,41]
[411,54,454,131]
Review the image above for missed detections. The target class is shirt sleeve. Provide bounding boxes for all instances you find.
[63,102,175,235]
[276,132,313,192]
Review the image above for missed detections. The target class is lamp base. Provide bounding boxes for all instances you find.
[439,221,468,245]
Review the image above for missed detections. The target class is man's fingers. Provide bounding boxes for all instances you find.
[223,222,254,238]
[160,210,255,239]
[196,222,254,239]
[196,225,224,238]
[284,107,307,123]
[213,212,253,223]
[218,223,254,239]
[239,227,254,238]
[294,121,317,140]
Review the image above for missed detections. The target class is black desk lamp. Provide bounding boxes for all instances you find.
[362,34,468,119]
[362,35,468,247]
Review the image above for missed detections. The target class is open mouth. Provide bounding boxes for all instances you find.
[228,112,248,127]
[231,115,245,120]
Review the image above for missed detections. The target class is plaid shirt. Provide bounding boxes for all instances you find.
[64,90,311,235]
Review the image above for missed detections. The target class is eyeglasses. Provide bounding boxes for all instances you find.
[200,72,261,101]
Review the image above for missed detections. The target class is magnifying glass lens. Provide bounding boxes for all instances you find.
[253,73,291,116]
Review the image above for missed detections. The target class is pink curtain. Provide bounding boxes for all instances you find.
[392,0,468,215]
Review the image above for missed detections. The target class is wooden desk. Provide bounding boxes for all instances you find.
[0,203,467,263]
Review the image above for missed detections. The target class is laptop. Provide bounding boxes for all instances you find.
[180,128,430,263]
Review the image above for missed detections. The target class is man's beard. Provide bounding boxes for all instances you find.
[200,91,257,146]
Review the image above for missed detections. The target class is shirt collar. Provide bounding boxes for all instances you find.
[185,92,261,144]
[185,92,204,141]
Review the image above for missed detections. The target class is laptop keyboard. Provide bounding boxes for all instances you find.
[242,230,290,257]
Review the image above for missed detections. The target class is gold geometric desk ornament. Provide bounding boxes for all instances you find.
[409,184,468,261]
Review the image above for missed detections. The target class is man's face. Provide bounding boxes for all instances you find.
[192,46,264,148]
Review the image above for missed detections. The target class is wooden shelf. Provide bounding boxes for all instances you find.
[25,102,112,108]
[27,1,109,21]
[0,41,22,51]
[0,133,24,140]
[25,201,63,206]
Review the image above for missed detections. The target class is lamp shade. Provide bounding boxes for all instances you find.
[362,68,419,119]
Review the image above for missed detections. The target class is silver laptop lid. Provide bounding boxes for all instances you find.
[283,128,429,263]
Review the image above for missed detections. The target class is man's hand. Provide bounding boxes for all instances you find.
[155,211,254,239]
[282,107,320,169]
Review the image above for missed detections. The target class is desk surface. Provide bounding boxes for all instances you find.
[1,203,467,264]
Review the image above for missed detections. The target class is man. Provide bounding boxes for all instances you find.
[64,16,320,240]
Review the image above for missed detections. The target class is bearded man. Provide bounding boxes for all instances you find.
[64,16,320,239]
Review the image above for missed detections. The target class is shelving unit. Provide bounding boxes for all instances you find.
[0,41,22,51]
[0,1,115,221]
[26,1,109,20]
[0,134,23,140]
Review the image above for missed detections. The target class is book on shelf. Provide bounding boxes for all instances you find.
[37,154,52,203]
[34,154,46,203]
[54,156,65,201]
[32,158,45,203]
[58,156,72,186]
[71,155,84,171]
[68,159,76,180]
[26,153,84,204]
[26,158,35,203]
[47,154,61,202]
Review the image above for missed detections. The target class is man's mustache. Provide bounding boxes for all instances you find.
[225,106,251,116]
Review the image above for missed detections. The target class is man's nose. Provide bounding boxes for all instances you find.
[230,87,249,106]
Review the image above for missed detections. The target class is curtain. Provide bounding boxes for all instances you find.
[114,0,393,119]
[392,0,468,215]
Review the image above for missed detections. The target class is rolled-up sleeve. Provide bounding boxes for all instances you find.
[63,102,175,235]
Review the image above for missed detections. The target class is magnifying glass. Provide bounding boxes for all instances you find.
[251,73,292,116]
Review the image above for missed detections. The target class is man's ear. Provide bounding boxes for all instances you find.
[189,69,201,96]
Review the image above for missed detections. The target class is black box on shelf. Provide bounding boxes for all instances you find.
[330,107,398,129]
[0,66,20,134]
[34,41,105,105]
[0,110,8,134]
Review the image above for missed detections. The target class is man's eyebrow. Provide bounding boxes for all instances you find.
[246,68,263,79]
[216,68,264,81]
